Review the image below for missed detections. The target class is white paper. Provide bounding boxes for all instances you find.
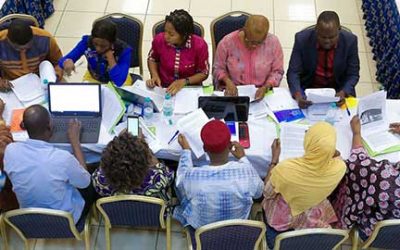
[212,91,224,97]
[305,88,339,103]
[10,73,45,104]
[306,103,332,121]
[101,85,125,134]
[122,80,166,111]
[236,85,257,102]
[138,117,162,153]
[249,100,269,118]
[174,87,203,114]
[39,61,57,83]
[176,108,210,158]
[280,123,310,160]
[264,88,300,112]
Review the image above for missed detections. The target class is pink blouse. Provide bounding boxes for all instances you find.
[213,30,284,89]
[148,33,209,87]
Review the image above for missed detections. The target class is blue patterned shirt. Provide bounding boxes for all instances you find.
[173,150,263,229]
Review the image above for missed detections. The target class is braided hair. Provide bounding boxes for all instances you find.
[165,9,194,42]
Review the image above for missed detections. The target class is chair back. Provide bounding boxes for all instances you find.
[96,195,168,228]
[3,208,82,240]
[362,219,400,249]
[210,11,251,55]
[152,20,205,38]
[274,228,349,250]
[189,219,266,250]
[94,13,144,75]
[0,14,39,31]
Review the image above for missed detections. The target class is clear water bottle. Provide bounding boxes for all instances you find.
[325,102,337,125]
[143,97,154,120]
[42,79,49,103]
[163,93,174,125]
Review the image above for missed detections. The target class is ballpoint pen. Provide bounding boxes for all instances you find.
[344,102,351,116]
[167,130,180,145]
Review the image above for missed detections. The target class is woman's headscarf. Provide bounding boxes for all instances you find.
[270,122,346,216]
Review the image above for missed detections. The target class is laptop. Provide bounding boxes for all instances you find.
[48,83,102,143]
[198,96,250,121]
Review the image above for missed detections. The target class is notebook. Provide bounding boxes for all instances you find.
[48,83,102,143]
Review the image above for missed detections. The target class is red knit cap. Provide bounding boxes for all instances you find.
[200,120,231,153]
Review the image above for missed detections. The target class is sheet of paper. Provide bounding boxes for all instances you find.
[39,61,57,83]
[363,130,400,153]
[101,84,126,134]
[306,103,331,121]
[212,91,224,97]
[358,90,387,133]
[122,80,166,111]
[174,87,203,114]
[139,117,162,153]
[237,85,257,102]
[264,88,300,111]
[305,88,339,103]
[280,123,310,160]
[10,73,45,104]
[249,100,269,118]
[176,108,210,158]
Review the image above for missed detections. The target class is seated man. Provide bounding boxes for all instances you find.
[0,19,63,92]
[3,105,91,224]
[174,120,263,229]
[213,15,284,100]
[287,11,360,108]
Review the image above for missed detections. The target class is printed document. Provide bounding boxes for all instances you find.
[280,123,310,160]
[122,80,166,111]
[305,88,340,103]
[101,84,126,134]
[237,85,257,102]
[174,87,203,114]
[10,73,45,105]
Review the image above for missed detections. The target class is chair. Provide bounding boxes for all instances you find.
[185,219,266,250]
[96,195,171,250]
[0,14,39,31]
[302,24,353,33]
[0,213,8,250]
[351,220,400,249]
[2,208,91,250]
[274,228,349,250]
[210,11,251,56]
[152,20,205,38]
[94,13,144,79]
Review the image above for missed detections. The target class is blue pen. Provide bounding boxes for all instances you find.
[167,130,180,145]
[344,102,351,116]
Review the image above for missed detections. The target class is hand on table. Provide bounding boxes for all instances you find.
[295,95,312,109]
[224,80,238,96]
[271,138,281,163]
[350,115,361,135]
[146,76,162,88]
[389,123,400,135]
[230,141,245,159]
[67,119,82,145]
[0,78,13,92]
[335,90,346,107]
[178,134,191,150]
[63,59,75,76]
[255,85,270,100]
[167,79,185,95]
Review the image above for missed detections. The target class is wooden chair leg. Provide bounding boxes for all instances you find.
[105,226,111,250]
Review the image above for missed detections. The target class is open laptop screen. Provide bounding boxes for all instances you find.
[48,83,101,115]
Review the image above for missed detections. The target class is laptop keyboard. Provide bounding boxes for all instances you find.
[52,118,100,133]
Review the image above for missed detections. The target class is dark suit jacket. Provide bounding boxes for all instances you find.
[287,29,360,97]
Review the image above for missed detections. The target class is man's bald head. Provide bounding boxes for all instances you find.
[23,105,51,139]
[244,15,269,38]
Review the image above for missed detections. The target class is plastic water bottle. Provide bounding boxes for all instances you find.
[143,97,154,121]
[42,79,49,103]
[325,102,337,125]
[163,93,174,125]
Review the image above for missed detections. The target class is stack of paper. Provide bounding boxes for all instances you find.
[174,87,203,114]
[280,123,310,160]
[264,88,304,122]
[121,80,166,112]
[176,108,211,158]
[10,73,45,106]
[358,91,400,156]
[237,85,257,102]
[101,83,126,134]
[305,88,340,121]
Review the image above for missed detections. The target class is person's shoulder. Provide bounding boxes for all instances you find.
[153,32,166,43]
[191,34,208,48]
[340,29,357,42]
[0,29,7,40]
[31,27,53,38]
[220,30,239,43]
[295,28,314,40]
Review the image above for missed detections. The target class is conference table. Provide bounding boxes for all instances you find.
[2,86,400,178]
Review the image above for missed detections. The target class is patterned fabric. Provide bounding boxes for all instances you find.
[148,33,209,87]
[213,30,284,88]
[361,0,400,98]
[173,150,263,229]
[92,162,174,201]
[0,0,54,28]
[262,182,338,232]
[332,147,400,237]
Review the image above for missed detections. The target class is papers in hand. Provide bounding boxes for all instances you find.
[237,85,257,102]
[121,80,166,112]
[174,87,203,114]
[280,123,310,160]
[305,88,340,103]
[10,73,45,106]
[264,88,304,122]
[358,90,400,155]
[176,108,210,158]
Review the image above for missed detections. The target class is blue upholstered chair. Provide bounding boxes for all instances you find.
[152,19,205,38]
[274,228,349,250]
[351,219,400,250]
[3,208,91,250]
[96,194,171,250]
[0,13,39,31]
[94,13,144,81]
[210,11,251,57]
[185,219,266,250]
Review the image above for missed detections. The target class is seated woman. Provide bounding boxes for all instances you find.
[262,122,346,248]
[331,116,400,240]
[59,19,132,87]
[213,15,284,100]
[146,9,209,95]
[92,132,174,200]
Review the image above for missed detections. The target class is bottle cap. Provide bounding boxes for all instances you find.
[145,97,151,102]
[43,79,49,85]
[165,93,171,99]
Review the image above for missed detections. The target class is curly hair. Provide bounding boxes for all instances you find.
[100,132,153,193]
[165,9,194,41]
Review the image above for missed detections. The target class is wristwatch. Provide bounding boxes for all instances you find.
[185,78,190,86]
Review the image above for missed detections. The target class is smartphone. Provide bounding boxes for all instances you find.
[127,115,139,136]
[239,122,250,148]
[225,121,236,136]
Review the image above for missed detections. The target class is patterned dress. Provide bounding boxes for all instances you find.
[92,163,174,201]
[332,147,400,237]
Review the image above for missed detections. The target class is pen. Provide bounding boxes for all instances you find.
[167,130,179,145]
[344,102,351,116]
